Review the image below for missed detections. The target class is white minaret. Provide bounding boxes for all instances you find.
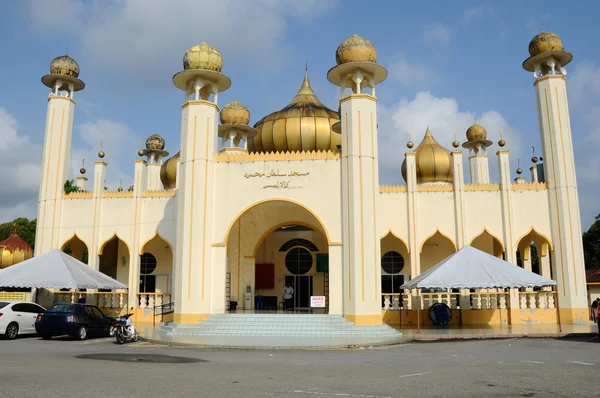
[327,34,387,325]
[217,100,257,154]
[35,55,85,255]
[138,133,169,191]
[171,42,231,323]
[462,123,493,184]
[524,30,588,323]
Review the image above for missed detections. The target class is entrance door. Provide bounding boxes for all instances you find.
[285,275,313,309]
[140,275,156,293]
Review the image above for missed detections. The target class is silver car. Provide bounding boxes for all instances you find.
[0,301,47,340]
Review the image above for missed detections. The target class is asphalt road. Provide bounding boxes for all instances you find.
[1,334,599,397]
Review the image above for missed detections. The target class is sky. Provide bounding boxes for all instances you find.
[1,0,600,230]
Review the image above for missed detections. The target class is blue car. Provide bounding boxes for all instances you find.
[35,303,115,340]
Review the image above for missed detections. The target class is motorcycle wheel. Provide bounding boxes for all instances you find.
[132,332,138,342]
[109,326,116,337]
[115,331,126,344]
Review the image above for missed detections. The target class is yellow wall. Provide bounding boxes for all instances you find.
[141,235,173,293]
[382,308,558,326]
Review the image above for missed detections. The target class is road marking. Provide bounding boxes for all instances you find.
[75,338,113,345]
[397,371,433,378]
[566,361,594,366]
[291,391,392,398]
[519,360,545,364]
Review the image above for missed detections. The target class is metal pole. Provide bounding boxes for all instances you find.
[417,289,421,333]
[554,285,562,333]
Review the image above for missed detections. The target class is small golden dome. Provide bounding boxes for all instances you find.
[50,55,80,78]
[407,141,414,149]
[98,151,105,158]
[401,128,453,184]
[498,139,506,147]
[336,34,377,65]
[516,168,523,175]
[138,149,145,157]
[0,229,33,269]
[183,42,223,72]
[249,72,340,153]
[79,167,86,174]
[529,31,563,57]
[117,187,123,192]
[532,156,539,163]
[220,100,250,125]
[160,151,180,190]
[466,123,487,141]
[452,140,460,148]
[146,133,166,150]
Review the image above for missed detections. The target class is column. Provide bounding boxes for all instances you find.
[87,160,106,271]
[452,152,466,248]
[468,154,490,184]
[146,163,162,191]
[405,152,420,278]
[76,176,88,191]
[328,244,343,314]
[210,246,227,314]
[128,160,146,308]
[497,150,516,263]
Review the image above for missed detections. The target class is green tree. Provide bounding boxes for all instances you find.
[63,179,80,194]
[0,218,37,250]
[583,214,600,268]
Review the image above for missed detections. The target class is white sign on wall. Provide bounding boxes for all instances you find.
[310,296,326,308]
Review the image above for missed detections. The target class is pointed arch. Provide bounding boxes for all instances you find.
[60,232,90,253]
[469,227,506,253]
[419,228,457,253]
[139,232,174,255]
[515,226,553,252]
[380,229,410,253]
[98,232,131,256]
[221,198,332,246]
[250,221,328,259]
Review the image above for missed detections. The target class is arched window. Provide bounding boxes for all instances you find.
[140,253,157,275]
[285,248,313,275]
[381,251,404,274]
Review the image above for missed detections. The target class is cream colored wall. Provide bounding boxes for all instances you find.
[380,233,410,278]
[141,236,174,293]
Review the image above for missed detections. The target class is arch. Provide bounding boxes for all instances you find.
[221,198,332,246]
[139,231,174,255]
[60,232,90,253]
[515,226,553,252]
[469,227,506,256]
[380,229,410,253]
[98,232,131,256]
[279,238,319,252]
[419,228,457,253]
[251,221,328,259]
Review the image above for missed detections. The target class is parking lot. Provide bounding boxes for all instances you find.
[1,334,599,397]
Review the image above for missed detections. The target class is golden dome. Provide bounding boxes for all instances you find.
[183,42,223,72]
[0,229,33,269]
[336,34,377,65]
[49,55,80,78]
[220,100,250,125]
[401,128,453,184]
[466,123,487,141]
[249,72,341,153]
[160,151,180,190]
[529,31,563,57]
[146,133,166,150]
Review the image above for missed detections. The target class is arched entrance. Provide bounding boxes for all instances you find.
[139,234,174,295]
[61,234,89,264]
[224,200,334,313]
[98,234,130,285]
[516,228,553,278]
[380,231,410,295]
[420,230,456,274]
[470,229,504,258]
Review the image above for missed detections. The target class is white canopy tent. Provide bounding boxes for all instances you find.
[400,246,558,332]
[0,249,127,290]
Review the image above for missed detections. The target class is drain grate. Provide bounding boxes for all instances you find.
[75,354,207,364]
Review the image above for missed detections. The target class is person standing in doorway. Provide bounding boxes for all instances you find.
[591,298,599,322]
[283,284,294,311]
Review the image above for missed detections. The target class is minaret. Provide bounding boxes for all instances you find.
[462,123,493,184]
[172,42,231,323]
[218,100,257,154]
[523,30,588,323]
[138,133,169,190]
[327,34,387,325]
[35,54,85,255]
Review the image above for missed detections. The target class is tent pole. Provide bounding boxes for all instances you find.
[417,289,421,334]
[554,286,562,333]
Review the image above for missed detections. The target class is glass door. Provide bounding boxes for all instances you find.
[285,275,313,310]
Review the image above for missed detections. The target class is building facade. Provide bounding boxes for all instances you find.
[34,31,589,325]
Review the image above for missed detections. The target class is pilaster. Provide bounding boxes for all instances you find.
[405,152,420,278]
[497,151,516,263]
[88,161,107,271]
[146,163,162,191]
[327,244,343,314]
[452,152,466,248]
[128,160,146,307]
[76,176,88,191]
[468,154,490,184]
[530,165,539,183]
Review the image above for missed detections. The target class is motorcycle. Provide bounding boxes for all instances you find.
[113,313,138,344]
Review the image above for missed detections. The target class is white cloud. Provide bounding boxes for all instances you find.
[0,108,42,222]
[462,5,493,23]
[390,54,439,88]
[423,23,452,45]
[23,0,338,78]
[377,91,523,185]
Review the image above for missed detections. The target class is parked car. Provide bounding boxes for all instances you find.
[35,303,116,341]
[0,301,47,340]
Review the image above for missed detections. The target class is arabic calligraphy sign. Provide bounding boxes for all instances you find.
[244,169,311,189]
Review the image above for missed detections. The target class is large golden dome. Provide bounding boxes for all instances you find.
[0,229,33,269]
[160,152,180,190]
[401,128,453,184]
[249,72,340,153]
[528,31,563,57]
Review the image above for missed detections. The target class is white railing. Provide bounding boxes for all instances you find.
[519,291,555,309]
[54,291,172,310]
[137,293,172,309]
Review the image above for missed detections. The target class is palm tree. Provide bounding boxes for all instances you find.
[63,179,80,194]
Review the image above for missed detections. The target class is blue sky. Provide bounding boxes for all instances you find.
[1,0,600,229]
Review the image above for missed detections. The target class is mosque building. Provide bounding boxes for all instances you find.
[32,30,589,326]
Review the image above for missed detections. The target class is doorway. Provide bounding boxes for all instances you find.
[285,275,313,309]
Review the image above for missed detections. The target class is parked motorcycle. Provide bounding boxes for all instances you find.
[113,313,138,344]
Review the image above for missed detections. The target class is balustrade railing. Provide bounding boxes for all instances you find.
[54,290,172,311]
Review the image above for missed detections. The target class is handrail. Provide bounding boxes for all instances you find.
[153,301,175,325]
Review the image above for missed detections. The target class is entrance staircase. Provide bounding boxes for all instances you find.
[152,314,405,348]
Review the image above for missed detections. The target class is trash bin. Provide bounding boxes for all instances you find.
[229,301,238,311]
